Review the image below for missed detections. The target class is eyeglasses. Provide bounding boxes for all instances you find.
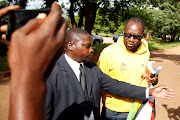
[124,33,142,40]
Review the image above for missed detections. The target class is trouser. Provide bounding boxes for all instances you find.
[101,106,129,120]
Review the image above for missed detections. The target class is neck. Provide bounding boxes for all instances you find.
[66,52,82,63]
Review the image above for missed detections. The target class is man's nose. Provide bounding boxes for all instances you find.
[89,47,94,53]
[129,36,135,42]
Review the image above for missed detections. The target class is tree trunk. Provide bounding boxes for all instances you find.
[146,30,150,40]
[161,34,166,42]
[44,0,57,8]
[19,0,28,9]
[170,34,174,42]
[89,4,98,33]
[69,0,77,27]
[84,1,99,34]
[78,7,85,28]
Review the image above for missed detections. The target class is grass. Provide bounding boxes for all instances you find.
[98,33,114,37]
[148,38,180,50]
[91,32,114,37]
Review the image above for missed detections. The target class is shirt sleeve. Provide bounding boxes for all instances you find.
[146,88,149,99]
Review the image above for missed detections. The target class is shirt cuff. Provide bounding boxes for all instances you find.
[146,88,149,99]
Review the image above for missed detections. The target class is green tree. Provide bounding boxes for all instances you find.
[64,0,154,34]
[149,1,180,42]
[93,9,121,34]
[115,24,124,34]
[7,0,28,9]
[93,12,102,34]
[0,1,9,8]
[7,0,179,36]
[0,1,10,24]
[124,6,154,40]
[94,4,154,37]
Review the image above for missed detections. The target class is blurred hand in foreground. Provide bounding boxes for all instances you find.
[3,2,67,120]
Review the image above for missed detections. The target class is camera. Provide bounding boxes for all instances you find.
[7,9,51,40]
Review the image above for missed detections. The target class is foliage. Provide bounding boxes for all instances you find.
[92,44,110,53]
[148,39,180,50]
[0,56,8,70]
[98,32,114,37]
[6,0,180,41]
[94,4,154,35]
[115,24,124,34]
[127,6,153,29]
[0,1,10,24]
[148,1,180,40]
[0,1,9,9]
[7,0,28,9]
[62,0,155,33]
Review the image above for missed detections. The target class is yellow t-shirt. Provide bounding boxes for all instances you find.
[97,36,150,112]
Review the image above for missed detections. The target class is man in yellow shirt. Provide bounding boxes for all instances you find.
[97,17,158,120]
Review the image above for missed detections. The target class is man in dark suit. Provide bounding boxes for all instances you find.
[45,27,174,120]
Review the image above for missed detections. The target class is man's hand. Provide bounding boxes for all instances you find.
[147,75,158,85]
[149,85,175,99]
[149,75,158,85]
[142,71,158,85]
[8,3,67,81]
[7,2,67,120]
[0,5,20,45]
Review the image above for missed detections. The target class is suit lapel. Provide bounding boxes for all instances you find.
[59,54,85,98]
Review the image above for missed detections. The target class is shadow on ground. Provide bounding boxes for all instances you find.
[162,104,180,120]
[150,50,180,65]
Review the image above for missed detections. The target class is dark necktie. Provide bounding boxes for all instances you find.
[79,64,88,100]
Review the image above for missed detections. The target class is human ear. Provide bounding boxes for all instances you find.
[68,42,75,51]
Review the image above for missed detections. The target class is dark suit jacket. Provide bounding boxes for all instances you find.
[46,54,146,120]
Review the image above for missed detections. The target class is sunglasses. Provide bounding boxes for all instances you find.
[124,33,142,40]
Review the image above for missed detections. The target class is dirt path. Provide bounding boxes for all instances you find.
[150,46,180,120]
[0,38,180,120]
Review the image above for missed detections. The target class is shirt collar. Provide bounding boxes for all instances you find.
[65,53,84,81]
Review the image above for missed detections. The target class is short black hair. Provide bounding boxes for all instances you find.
[65,27,90,43]
[124,17,145,32]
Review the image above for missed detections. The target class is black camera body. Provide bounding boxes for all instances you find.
[7,9,50,40]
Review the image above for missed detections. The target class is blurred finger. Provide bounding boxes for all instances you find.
[167,89,175,92]
[18,13,47,34]
[57,18,67,39]
[0,24,7,33]
[166,92,175,96]
[41,2,62,35]
[1,34,6,39]
[165,94,174,99]
[160,85,168,90]
[0,5,20,19]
